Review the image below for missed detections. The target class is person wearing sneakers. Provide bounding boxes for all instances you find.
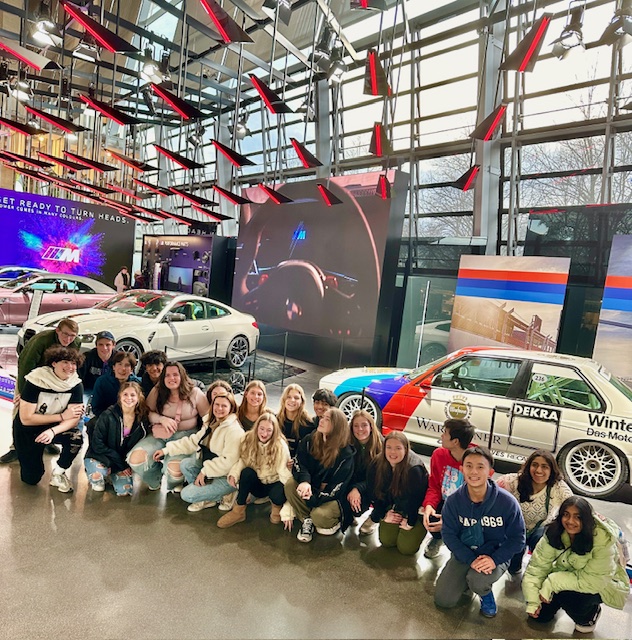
[434,446,525,618]
[12,345,84,492]
[153,392,244,512]
[422,419,476,558]
[523,496,629,633]
[84,382,149,496]
[363,431,429,554]
[496,449,572,576]
[217,412,291,528]
[346,410,383,535]
[283,407,354,542]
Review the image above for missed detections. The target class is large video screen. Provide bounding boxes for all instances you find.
[232,173,397,338]
[0,187,135,285]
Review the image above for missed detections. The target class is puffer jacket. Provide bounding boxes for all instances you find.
[229,438,292,485]
[164,413,244,478]
[522,514,630,614]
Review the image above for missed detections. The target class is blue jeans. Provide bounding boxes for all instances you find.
[84,457,133,496]
[179,456,233,505]
[508,524,545,573]
[127,430,195,490]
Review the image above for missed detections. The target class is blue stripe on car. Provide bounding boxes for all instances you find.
[334,374,408,409]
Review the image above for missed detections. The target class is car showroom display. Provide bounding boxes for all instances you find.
[18,290,259,369]
[320,346,632,499]
[0,272,115,326]
[0,266,45,282]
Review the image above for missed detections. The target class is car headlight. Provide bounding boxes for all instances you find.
[80,333,95,344]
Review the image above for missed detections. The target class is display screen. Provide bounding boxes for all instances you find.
[166,266,194,291]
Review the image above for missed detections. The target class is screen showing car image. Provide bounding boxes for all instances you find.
[166,267,193,292]
[232,173,399,339]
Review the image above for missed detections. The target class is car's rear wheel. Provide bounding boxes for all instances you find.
[116,339,144,369]
[226,335,249,369]
[558,440,628,498]
[337,392,382,427]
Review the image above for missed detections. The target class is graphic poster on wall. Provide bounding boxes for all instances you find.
[592,235,632,384]
[232,172,402,338]
[447,255,571,353]
[0,187,135,285]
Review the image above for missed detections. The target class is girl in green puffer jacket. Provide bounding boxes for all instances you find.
[522,496,629,633]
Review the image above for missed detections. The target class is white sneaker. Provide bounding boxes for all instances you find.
[297,517,314,542]
[171,484,183,494]
[316,522,341,535]
[360,518,378,535]
[50,470,73,493]
[187,500,217,512]
[424,538,443,558]
[91,479,106,492]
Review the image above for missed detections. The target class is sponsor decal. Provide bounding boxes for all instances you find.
[444,395,472,420]
[587,414,632,442]
[513,403,560,422]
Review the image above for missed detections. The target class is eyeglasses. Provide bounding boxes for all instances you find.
[58,330,78,339]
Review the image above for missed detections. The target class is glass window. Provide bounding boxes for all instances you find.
[527,363,603,411]
[205,302,229,318]
[433,356,521,397]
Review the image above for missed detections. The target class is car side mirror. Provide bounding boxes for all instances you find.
[164,312,186,323]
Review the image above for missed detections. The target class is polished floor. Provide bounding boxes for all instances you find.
[0,331,631,639]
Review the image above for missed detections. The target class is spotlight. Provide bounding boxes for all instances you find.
[73,33,100,62]
[311,26,336,73]
[262,0,292,26]
[229,114,250,140]
[597,2,632,48]
[158,49,173,87]
[187,125,206,147]
[141,47,162,84]
[9,72,33,102]
[32,0,63,47]
[551,0,585,60]
[327,45,347,83]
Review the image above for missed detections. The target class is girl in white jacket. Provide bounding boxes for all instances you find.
[153,392,244,512]
[217,412,291,528]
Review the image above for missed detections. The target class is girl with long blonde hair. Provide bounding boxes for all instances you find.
[277,383,314,458]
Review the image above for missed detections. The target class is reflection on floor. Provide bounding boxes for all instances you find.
[0,341,630,639]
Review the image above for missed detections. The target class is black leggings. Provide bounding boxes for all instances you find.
[236,467,285,506]
[13,422,83,486]
[535,590,602,625]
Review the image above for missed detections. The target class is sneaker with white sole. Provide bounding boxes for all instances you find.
[297,517,314,542]
[170,484,183,494]
[360,518,378,535]
[90,479,106,492]
[316,522,341,535]
[575,606,601,633]
[187,500,217,512]
[50,470,73,493]
[424,538,443,558]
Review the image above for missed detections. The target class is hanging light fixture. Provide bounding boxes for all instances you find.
[73,33,100,62]
[187,124,206,147]
[9,70,33,102]
[596,0,632,47]
[229,113,250,140]
[327,45,347,83]
[262,0,293,27]
[141,47,162,84]
[311,26,336,73]
[551,1,586,59]
[32,0,63,47]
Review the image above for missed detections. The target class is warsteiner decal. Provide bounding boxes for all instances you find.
[444,395,472,421]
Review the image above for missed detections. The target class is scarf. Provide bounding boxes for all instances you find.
[25,366,81,393]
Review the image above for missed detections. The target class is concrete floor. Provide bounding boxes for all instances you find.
[1,328,631,639]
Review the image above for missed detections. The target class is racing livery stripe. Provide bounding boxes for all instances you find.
[455,285,565,306]
[381,384,429,433]
[458,268,569,285]
[333,374,409,408]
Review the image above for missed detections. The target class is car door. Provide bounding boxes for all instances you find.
[37,278,79,316]
[389,354,524,451]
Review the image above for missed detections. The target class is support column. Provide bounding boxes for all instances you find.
[315,78,331,179]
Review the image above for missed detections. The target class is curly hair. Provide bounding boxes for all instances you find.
[44,345,84,367]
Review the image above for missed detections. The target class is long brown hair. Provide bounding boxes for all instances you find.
[310,408,350,469]
[517,449,564,503]
[237,380,267,425]
[239,412,286,470]
[350,410,382,461]
[117,381,147,421]
[372,431,412,500]
[207,392,238,432]
[277,383,311,438]
[156,361,195,414]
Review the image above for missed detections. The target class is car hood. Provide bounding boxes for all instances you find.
[320,366,411,391]
[25,308,155,335]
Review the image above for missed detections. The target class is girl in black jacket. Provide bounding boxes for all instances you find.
[365,431,429,555]
[283,407,354,542]
[85,382,149,496]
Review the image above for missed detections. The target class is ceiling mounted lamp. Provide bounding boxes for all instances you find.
[73,33,100,62]
[199,0,254,44]
[193,205,232,221]
[132,177,171,196]
[597,1,632,47]
[151,83,205,120]
[159,50,172,86]
[106,149,158,172]
[316,183,342,206]
[141,47,162,84]
[350,0,386,9]
[60,0,140,54]
[212,185,252,205]
[500,14,552,72]
[38,151,88,172]
[211,140,255,167]
[169,187,218,208]
[249,75,293,114]
[2,150,53,169]
[0,36,61,71]
[188,125,206,148]
[551,1,586,59]
[290,138,323,168]
[311,26,336,73]
[364,49,391,96]
[375,174,391,199]
[369,122,392,156]
[0,115,44,136]
[327,45,347,83]
[469,104,507,141]
[154,144,205,170]
[63,151,116,172]
[69,179,115,195]
[32,0,63,47]
[262,0,293,26]
[258,184,293,204]
[453,165,480,191]
[24,105,87,134]
[8,73,34,102]
[78,94,141,126]
[228,114,250,140]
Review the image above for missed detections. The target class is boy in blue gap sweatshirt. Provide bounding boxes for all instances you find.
[434,446,525,618]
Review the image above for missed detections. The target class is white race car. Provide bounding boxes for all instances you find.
[18,290,259,369]
[320,346,632,498]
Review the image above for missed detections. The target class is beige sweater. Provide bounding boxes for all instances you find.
[229,438,292,486]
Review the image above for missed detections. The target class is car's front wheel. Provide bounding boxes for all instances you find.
[116,338,144,368]
[558,440,628,498]
[226,335,250,369]
[337,392,382,427]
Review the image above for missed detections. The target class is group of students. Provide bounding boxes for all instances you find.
[6,320,630,632]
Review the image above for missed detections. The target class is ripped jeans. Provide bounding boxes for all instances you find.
[127,430,195,490]
[84,457,133,496]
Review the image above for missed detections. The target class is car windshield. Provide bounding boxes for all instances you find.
[406,355,452,380]
[0,274,38,289]
[602,368,632,402]
[93,291,175,317]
